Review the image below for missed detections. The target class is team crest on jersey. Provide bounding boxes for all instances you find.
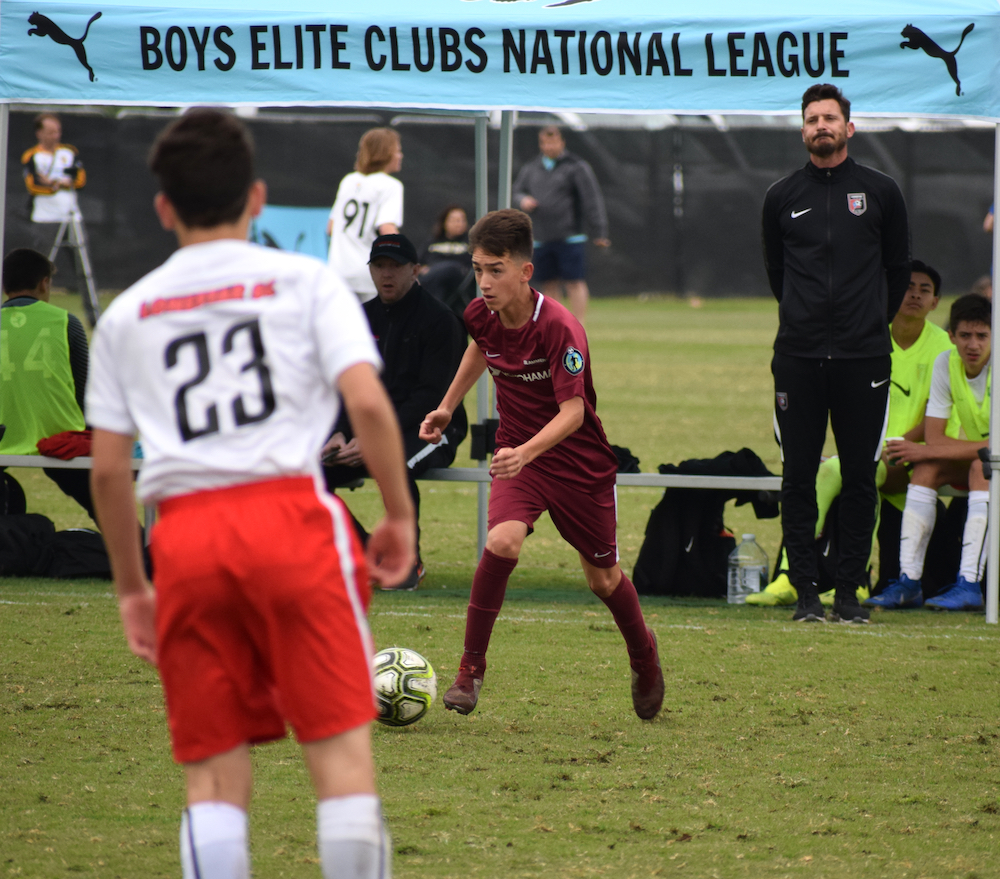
[776,391,788,411]
[562,347,584,375]
[847,193,867,216]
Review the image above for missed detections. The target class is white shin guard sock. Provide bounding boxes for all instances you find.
[317,794,390,879]
[180,802,249,879]
[899,484,939,581]
[959,490,989,584]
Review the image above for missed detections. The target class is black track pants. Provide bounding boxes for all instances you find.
[772,353,890,595]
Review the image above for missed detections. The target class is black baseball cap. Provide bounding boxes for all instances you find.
[369,233,419,265]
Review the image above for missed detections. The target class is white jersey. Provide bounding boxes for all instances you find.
[86,240,380,504]
[926,349,989,418]
[27,145,81,223]
[327,171,403,299]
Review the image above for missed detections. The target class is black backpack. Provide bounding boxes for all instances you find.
[0,514,112,579]
[632,449,779,598]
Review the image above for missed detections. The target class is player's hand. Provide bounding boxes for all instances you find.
[594,238,611,248]
[118,584,157,666]
[321,431,347,463]
[885,437,926,466]
[419,409,451,444]
[332,438,363,467]
[519,196,538,212]
[490,446,528,480]
[366,517,416,588]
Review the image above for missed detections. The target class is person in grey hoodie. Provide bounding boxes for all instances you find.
[513,126,609,323]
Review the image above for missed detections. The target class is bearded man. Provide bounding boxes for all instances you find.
[761,83,911,625]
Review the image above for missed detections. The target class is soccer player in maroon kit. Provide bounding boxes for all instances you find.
[420,209,664,719]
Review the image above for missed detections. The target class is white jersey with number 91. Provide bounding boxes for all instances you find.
[327,171,403,298]
[86,239,380,505]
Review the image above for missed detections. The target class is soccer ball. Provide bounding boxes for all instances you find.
[373,647,437,727]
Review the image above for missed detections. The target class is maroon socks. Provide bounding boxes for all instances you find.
[599,572,654,661]
[460,548,518,668]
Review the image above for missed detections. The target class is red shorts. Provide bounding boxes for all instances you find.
[151,476,375,765]
[488,465,619,568]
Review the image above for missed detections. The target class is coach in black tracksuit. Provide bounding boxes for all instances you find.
[762,84,910,623]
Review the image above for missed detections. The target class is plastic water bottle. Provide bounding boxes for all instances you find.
[727,534,769,604]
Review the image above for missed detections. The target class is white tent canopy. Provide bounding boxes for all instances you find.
[2,0,998,617]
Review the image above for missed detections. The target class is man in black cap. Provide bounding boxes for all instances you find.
[323,233,468,589]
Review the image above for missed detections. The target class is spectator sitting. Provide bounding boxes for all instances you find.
[971,275,992,300]
[875,294,992,611]
[0,248,95,519]
[419,204,475,322]
[323,233,468,590]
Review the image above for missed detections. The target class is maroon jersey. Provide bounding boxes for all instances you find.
[464,290,617,490]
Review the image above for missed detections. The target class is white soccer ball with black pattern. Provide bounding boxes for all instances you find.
[373,647,437,727]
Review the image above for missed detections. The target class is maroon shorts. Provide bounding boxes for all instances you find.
[151,476,375,765]
[488,466,619,568]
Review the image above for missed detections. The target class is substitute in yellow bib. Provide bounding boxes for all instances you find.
[0,248,94,518]
[750,262,952,608]
[877,294,992,612]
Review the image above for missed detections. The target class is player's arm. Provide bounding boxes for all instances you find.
[419,340,487,443]
[886,416,986,464]
[23,151,56,195]
[760,190,785,301]
[902,419,925,443]
[338,362,416,586]
[575,161,609,242]
[69,151,86,190]
[490,396,585,481]
[90,428,156,665]
[881,179,911,321]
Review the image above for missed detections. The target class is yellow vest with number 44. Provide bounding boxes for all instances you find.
[0,300,85,455]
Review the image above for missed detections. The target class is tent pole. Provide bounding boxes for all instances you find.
[474,115,490,560]
[497,110,514,209]
[0,104,8,258]
[987,121,1000,625]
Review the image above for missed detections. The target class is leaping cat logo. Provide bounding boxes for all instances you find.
[28,11,103,82]
[900,23,974,97]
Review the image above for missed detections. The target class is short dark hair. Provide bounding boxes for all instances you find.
[910,260,941,297]
[801,84,851,122]
[949,293,991,334]
[34,112,59,132]
[468,209,533,262]
[148,109,255,228]
[2,248,53,296]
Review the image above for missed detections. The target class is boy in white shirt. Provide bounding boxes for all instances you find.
[880,294,992,611]
[87,108,413,879]
[327,128,404,301]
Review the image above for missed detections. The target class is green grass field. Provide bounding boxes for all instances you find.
[4,294,999,879]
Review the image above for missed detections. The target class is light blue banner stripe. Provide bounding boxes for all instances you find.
[1,2,997,118]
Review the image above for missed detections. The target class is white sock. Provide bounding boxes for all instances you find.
[180,802,249,879]
[959,491,989,584]
[318,794,391,879]
[899,484,938,580]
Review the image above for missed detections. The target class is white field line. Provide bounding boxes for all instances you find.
[5,594,999,643]
[373,609,1000,641]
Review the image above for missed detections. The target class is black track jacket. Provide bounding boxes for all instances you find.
[762,156,910,359]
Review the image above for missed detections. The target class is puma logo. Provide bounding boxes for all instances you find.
[900,23,974,97]
[28,11,102,82]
